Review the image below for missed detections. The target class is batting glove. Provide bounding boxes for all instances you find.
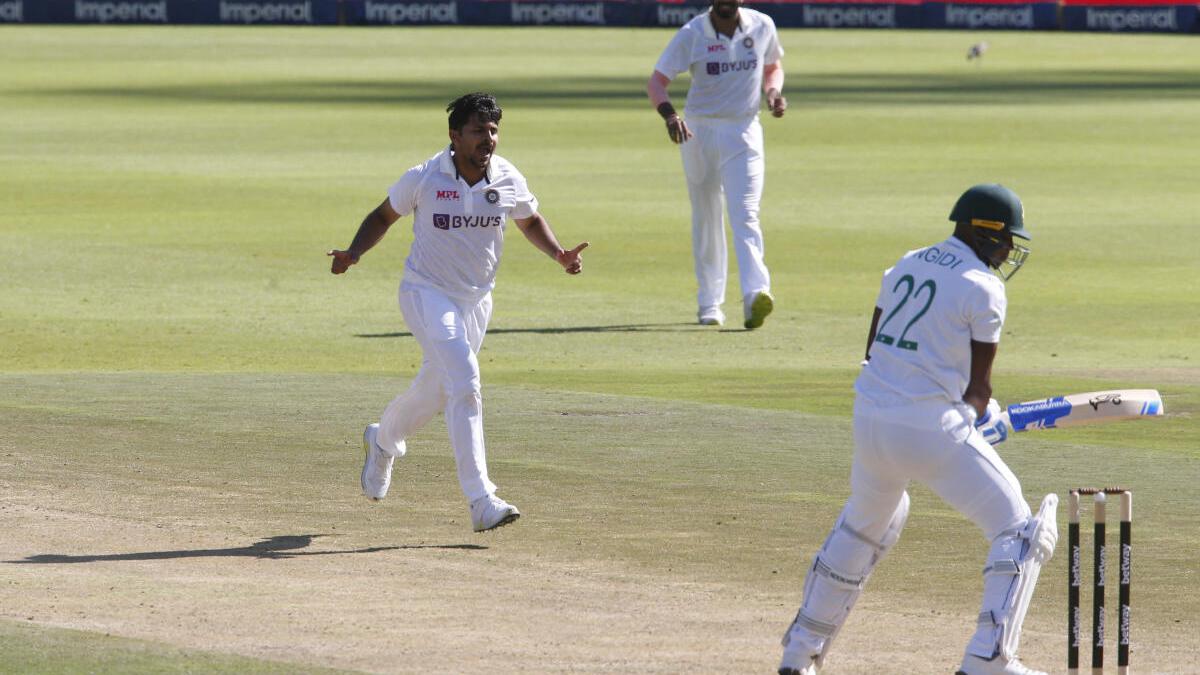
[975,398,1009,445]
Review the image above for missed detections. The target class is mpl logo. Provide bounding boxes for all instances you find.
[435,190,460,201]
[0,0,22,22]
[707,44,726,53]
[75,0,168,22]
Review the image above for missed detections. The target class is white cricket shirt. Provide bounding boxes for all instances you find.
[387,147,538,303]
[653,8,784,120]
[856,236,1007,406]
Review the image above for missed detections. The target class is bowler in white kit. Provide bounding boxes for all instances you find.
[646,0,786,329]
[778,185,1058,675]
[328,93,588,532]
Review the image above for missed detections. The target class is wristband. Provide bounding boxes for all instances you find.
[656,102,678,120]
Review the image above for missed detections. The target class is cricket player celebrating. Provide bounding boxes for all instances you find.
[646,0,786,329]
[778,185,1058,675]
[328,93,588,532]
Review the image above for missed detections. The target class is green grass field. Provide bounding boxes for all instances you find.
[1,25,1198,674]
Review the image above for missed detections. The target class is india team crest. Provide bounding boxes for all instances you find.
[742,36,754,49]
[485,189,500,204]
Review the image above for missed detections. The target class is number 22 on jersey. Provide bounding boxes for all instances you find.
[875,274,937,352]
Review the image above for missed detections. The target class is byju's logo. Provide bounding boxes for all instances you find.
[436,190,460,201]
[0,0,22,22]
[706,59,757,76]
[433,214,503,230]
[75,0,167,22]
[219,1,313,23]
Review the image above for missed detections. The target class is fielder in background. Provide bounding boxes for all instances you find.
[779,184,1058,675]
[646,0,786,329]
[328,93,588,532]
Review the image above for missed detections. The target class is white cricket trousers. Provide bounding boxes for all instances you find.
[680,115,771,312]
[787,397,1034,662]
[375,284,496,502]
[842,396,1031,548]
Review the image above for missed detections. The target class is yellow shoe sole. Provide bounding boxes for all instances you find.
[744,292,774,330]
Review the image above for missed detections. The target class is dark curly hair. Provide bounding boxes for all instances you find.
[447,92,503,131]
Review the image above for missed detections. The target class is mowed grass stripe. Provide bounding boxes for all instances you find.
[2,373,1197,671]
[2,27,1199,379]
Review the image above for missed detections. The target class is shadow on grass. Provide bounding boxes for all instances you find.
[31,69,1200,109]
[5,534,486,564]
[356,322,699,337]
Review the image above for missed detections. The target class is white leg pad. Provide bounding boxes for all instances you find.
[967,494,1059,660]
[781,493,910,669]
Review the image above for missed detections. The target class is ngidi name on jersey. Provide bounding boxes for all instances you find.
[388,147,537,302]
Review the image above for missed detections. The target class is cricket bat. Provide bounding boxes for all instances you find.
[1000,389,1164,433]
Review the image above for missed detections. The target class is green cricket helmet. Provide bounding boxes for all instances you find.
[949,183,1032,280]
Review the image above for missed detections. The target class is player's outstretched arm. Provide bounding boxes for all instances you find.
[763,62,787,118]
[514,213,588,275]
[963,339,998,418]
[647,71,691,144]
[327,198,400,274]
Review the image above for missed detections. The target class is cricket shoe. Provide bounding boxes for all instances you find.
[470,494,521,532]
[360,423,397,501]
[777,651,817,675]
[956,653,1047,675]
[698,306,725,326]
[777,661,816,675]
[743,290,774,330]
[778,626,819,675]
